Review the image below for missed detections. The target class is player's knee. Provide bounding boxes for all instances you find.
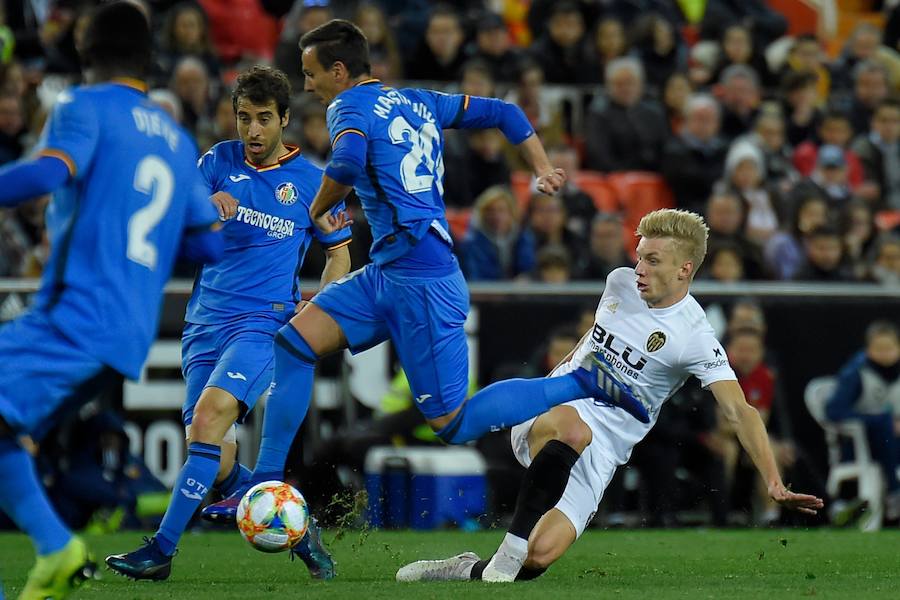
[192,395,238,441]
[554,420,592,454]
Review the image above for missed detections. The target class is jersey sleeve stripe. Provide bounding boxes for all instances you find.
[325,238,352,251]
[332,129,366,148]
[449,95,470,128]
[39,149,77,177]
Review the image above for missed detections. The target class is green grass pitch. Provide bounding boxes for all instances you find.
[2,529,898,599]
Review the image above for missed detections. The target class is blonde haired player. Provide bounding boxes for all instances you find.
[397,209,824,583]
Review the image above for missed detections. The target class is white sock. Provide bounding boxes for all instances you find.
[499,532,528,558]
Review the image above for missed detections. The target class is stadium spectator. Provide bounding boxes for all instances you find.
[168,56,212,139]
[705,190,767,279]
[525,193,584,267]
[825,321,900,522]
[777,35,830,105]
[580,213,631,280]
[662,94,728,213]
[274,1,333,89]
[297,103,331,166]
[404,5,466,81]
[352,3,403,81]
[592,17,629,85]
[717,139,780,244]
[532,243,573,283]
[195,92,237,151]
[869,234,900,286]
[662,71,692,135]
[155,2,221,87]
[717,65,762,142]
[545,145,596,237]
[780,70,822,147]
[765,194,831,280]
[466,11,521,83]
[443,129,512,208]
[584,57,668,173]
[851,99,900,211]
[740,108,797,192]
[842,200,877,279]
[830,23,900,100]
[701,241,746,282]
[459,186,536,281]
[459,59,495,99]
[790,145,854,209]
[0,89,25,165]
[793,224,857,282]
[528,1,596,85]
[793,110,865,188]
[503,60,566,161]
[629,13,686,94]
[844,60,891,136]
[698,0,787,51]
[711,24,776,89]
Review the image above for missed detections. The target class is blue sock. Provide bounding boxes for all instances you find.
[216,462,251,498]
[0,437,71,555]
[252,324,316,479]
[437,374,585,444]
[156,442,221,556]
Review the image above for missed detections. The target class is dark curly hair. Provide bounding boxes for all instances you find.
[232,65,292,119]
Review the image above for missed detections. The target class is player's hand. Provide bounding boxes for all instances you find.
[768,482,824,515]
[536,168,566,196]
[314,210,353,235]
[211,191,239,221]
[295,300,309,313]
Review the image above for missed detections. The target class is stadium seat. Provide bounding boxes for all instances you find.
[445,207,472,241]
[804,376,885,531]
[606,172,675,254]
[576,171,619,213]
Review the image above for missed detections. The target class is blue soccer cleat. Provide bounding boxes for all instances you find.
[105,537,172,581]
[200,491,243,524]
[289,517,336,580]
[572,351,650,423]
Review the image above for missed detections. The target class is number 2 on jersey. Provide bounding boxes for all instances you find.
[128,155,174,270]
[388,116,445,195]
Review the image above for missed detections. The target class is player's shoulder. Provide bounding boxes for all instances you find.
[199,140,241,166]
[606,266,636,291]
[674,294,717,336]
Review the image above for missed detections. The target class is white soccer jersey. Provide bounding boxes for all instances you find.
[510,267,738,535]
[548,266,736,464]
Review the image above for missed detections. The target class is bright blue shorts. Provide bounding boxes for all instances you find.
[181,313,285,426]
[312,261,470,420]
[0,311,116,441]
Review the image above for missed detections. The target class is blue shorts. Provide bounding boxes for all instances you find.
[312,262,470,420]
[0,311,117,441]
[181,313,285,426]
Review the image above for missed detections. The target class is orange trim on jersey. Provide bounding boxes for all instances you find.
[332,129,365,148]
[355,78,381,87]
[325,238,352,251]
[243,144,301,171]
[39,149,77,177]
[111,77,149,93]
[463,95,470,111]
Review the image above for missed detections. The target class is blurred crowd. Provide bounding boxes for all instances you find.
[0,0,899,285]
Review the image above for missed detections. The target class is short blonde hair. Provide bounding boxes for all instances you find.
[635,209,709,277]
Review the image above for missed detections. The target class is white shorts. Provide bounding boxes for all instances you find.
[510,407,620,538]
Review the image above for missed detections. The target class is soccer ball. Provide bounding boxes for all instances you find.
[236,480,309,553]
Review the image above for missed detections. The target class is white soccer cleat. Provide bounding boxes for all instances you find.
[481,548,525,583]
[395,551,480,582]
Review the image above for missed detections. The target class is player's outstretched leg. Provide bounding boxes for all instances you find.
[0,436,97,599]
[434,351,648,445]
[396,552,481,582]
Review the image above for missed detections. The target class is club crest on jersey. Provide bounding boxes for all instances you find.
[275,182,298,206]
[646,331,667,353]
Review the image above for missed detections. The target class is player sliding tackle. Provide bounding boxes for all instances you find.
[106,66,350,582]
[203,19,649,523]
[397,209,825,584]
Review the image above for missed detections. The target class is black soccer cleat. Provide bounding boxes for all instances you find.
[105,536,173,581]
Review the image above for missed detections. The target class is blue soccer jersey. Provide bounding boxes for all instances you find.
[326,80,482,264]
[32,81,218,379]
[185,141,351,325]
